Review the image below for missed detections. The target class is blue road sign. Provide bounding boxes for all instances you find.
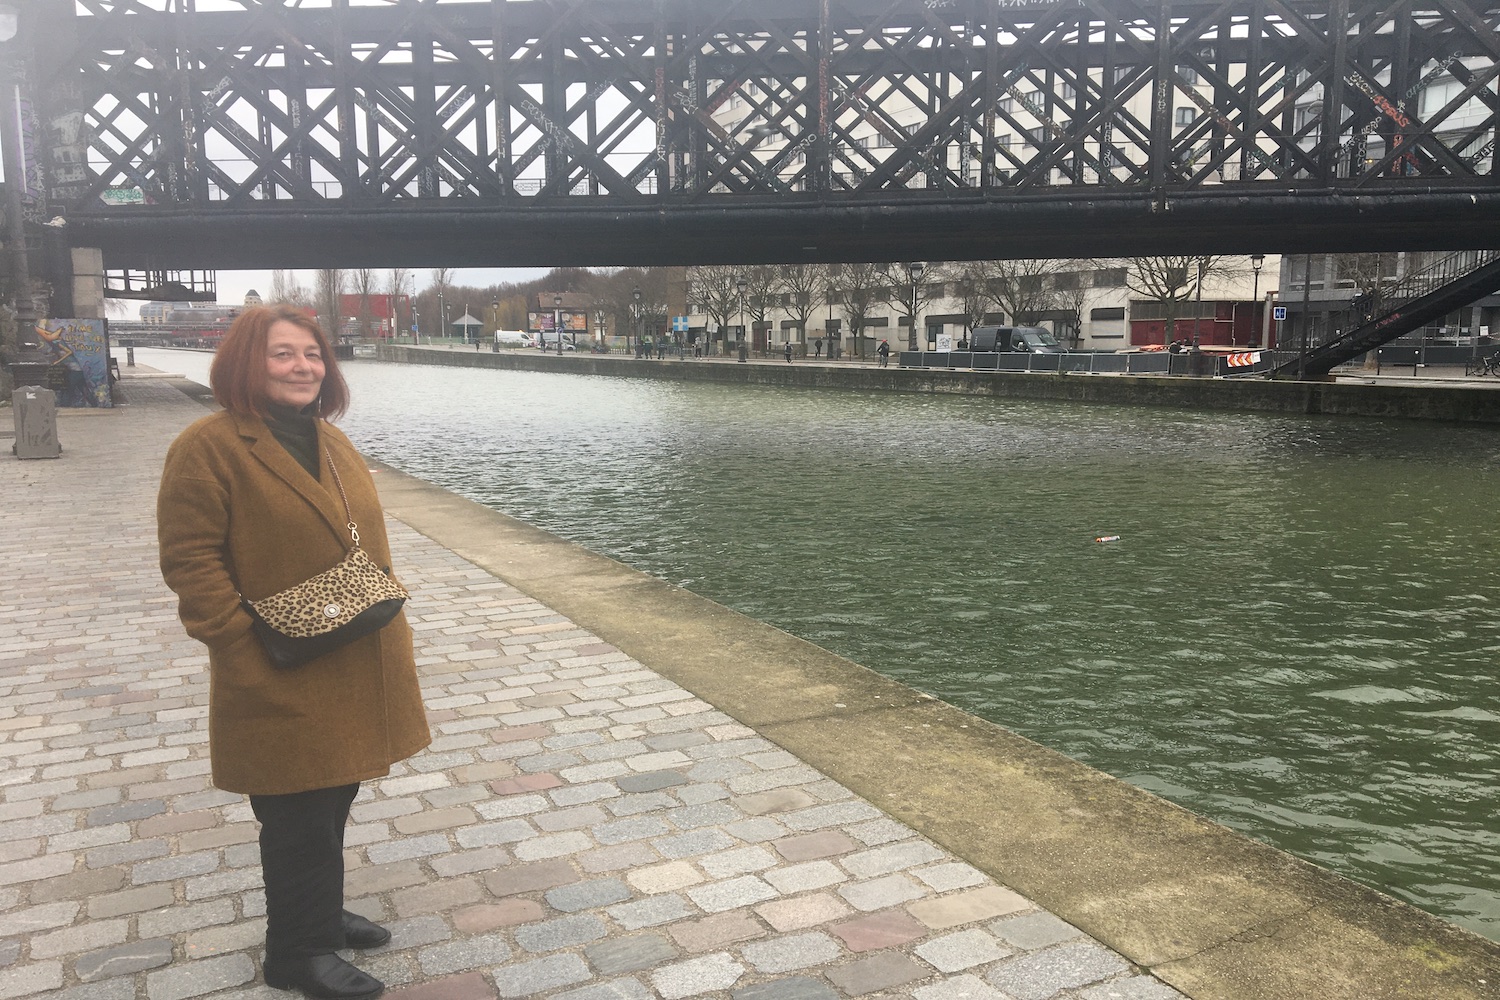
[1273,306,1287,321]
[672,316,689,332]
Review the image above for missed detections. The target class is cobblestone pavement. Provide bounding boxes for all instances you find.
[0,380,1185,1000]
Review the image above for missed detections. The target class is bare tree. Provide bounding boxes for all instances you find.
[779,264,825,347]
[834,262,887,358]
[315,269,345,339]
[952,261,1003,339]
[989,259,1061,327]
[428,267,454,338]
[351,269,378,337]
[387,267,410,338]
[742,265,786,353]
[269,270,312,307]
[881,262,949,351]
[685,265,743,354]
[1125,255,1235,344]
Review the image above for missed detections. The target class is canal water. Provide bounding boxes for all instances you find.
[142,350,1500,940]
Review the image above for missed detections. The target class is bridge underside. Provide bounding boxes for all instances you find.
[75,190,1500,270]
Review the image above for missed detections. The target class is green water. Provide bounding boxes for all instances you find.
[145,351,1500,939]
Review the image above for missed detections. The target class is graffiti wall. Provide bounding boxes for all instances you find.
[37,318,112,408]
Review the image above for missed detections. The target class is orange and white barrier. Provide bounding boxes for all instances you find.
[1225,351,1263,368]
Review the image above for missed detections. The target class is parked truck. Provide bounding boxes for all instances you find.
[968,325,1063,353]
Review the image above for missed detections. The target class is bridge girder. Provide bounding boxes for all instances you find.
[25,0,1500,267]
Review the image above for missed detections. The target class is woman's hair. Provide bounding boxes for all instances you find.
[209,305,349,419]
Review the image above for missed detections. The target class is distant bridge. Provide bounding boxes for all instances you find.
[22,0,1500,269]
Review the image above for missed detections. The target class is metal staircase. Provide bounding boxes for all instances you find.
[1270,250,1500,380]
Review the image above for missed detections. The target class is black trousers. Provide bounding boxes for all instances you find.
[250,782,359,960]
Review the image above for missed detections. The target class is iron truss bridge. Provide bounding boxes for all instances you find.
[26,0,1500,269]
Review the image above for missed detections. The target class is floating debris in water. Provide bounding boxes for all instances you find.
[1094,535,1121,543]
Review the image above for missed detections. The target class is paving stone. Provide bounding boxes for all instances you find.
[908,886,1030,930]
[731,977,839,1000]
[740,931,842,974]
[418,933,513,976]
[85,800,165,828]
[667,912,766,953]
[754,893,853,933]
[845,818,912,847]
[824,951,930,996]
[453,900,545,934]
[137,898,235,938]
[651,952,746,1000]
[732,789,819,816]
[593,817,672,846]
[665,803,742,830]
[770,831,857,862]
[29,919,129,960]
[0,901,80,937]
[513,831,593,861]
[393,807,478,835]
[536,804,610,833]
[514,914,609,952]
[144,953,255,1000]
[184,919,266,958]
[839,874,928,912]
[579,843,659,874]
[652,829,737,860]
[829,909,928,952]
[605,793,677,818]
[605,893,693,930]
[685,875,777,913]
[42,980,135,1000]
[345,860,426,898]
[491,774,564,796]
[373,916,452,952]
[626,860,704,895]
[430,846,510,877]
[491,953,592,998]
[988,913,1084,951]
[914,863,988,893]
[985,941,1130,1000]
[483,858,577,897]
[764,860,847,894]
[1078,977,1187,999]
[0,961,63,999]
[841,840,946,878]
[455,819,534,849]
[0,855,76,889]
[912,973,1012,1000]
[74,939,175,982]
[0,940,17,969]
[367,834,454,865]
[383,971,493,1000]
[617,771,688,793]
[392,877,483,916]
[914,929,1013,972]
[583,933,679,975]
[552,979,652,1000]
[545,877,631,912]
[698,846,776,879]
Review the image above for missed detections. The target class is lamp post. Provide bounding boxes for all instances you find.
[491,297,499,350]
[595,309,605,352]
[631,285,641,355]
[437,288,446,341]
[907,262,924,351]
[553,294,564,354]
[412,309,420,342]
[0,2,37,362]
[1190,256,1207,350]
[736,276,747,360]
[1250,254,1264,347]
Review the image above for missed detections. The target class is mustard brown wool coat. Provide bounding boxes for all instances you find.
[157,410,431,795]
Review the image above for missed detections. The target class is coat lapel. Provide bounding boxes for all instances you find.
[232,412,352,547]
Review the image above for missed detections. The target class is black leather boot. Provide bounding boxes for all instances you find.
[341,911,392,949]
[264,953,383,1000]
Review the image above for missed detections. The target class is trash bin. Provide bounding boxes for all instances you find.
[738,342,749,363]
[12,384,61,459]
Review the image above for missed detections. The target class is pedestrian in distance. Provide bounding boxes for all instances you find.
[157,305,430,1000]
[877,339,891,367]
[785,341,794,363]
[814,339,822,358]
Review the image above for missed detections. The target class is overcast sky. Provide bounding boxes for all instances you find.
[212,267,554,306]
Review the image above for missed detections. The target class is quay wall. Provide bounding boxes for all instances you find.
[375,345,1500,424]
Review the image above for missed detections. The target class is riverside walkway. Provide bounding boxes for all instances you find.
[0,373,1495,1000]
[0,376,1180,1000]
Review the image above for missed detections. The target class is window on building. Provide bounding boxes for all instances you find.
[1028,127,1048,144]
[1093,267,1127,287]
[1177,66,1198,85]
[1114,65,1136,84]
[1090,306,1126,339]
[1175,107,1195,127]
[997,133,1013,149]
[1060,83,1076,102]
[1053,272,1079,290]
[998,96,1014,114]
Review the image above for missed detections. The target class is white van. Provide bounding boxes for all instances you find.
[494,330,533,348]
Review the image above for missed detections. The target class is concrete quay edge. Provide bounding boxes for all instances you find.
[374,344,1500,424]
[364,439,1500,1000]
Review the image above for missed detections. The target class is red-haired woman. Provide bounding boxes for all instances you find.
[157,305,430,1000]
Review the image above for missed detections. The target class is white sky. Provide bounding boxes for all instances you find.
[213,267,553,306]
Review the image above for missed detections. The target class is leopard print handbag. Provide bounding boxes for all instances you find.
[241,450,409,670]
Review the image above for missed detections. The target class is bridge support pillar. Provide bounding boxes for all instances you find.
[67,247,104,320]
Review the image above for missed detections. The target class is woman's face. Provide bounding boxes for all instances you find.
[263,320,325,410]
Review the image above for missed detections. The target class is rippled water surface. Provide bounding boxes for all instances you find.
[147,350,1500,938]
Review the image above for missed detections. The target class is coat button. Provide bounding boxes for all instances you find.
[324,603,342,618]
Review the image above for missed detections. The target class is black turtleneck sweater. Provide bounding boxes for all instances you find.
[264,403,321,479]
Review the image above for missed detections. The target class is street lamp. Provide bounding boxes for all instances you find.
[1250,254,1265,347]
[736,276,747,358]
[907,262,924,351]
[1190,256,1207,350]
[553,293,564,354]
[631,285,641,355]
[491,297,499,349]
[595,309,606,352]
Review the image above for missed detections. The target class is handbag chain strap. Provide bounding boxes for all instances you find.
[324,449,361,547]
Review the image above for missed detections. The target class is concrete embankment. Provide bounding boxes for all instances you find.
[376,344,1500,424]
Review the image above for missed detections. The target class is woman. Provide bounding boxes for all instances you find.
[158,306,430,1000]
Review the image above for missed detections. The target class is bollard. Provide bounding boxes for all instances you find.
[12,385,61,459]
[126,346,135,366]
